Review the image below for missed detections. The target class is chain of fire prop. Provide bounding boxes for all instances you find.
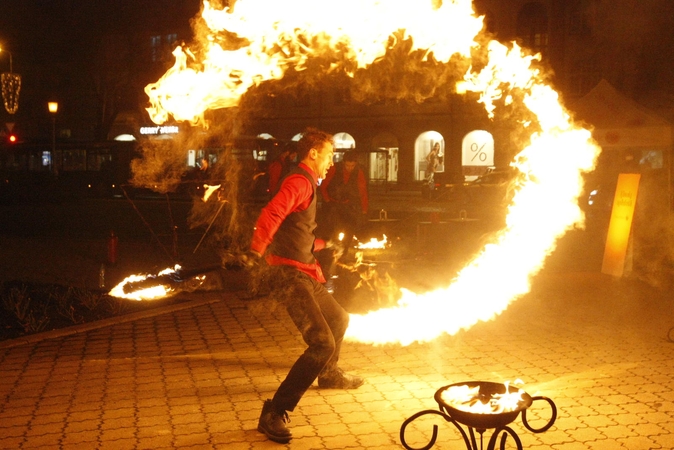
[113,0,601,345]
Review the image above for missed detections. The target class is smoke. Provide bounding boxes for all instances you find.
[129,108,262,261]
[632,172,674,288]
[130,139,189,195]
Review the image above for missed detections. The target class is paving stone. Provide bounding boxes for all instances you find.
[1,271,673,448]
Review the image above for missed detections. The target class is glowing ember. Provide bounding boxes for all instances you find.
[109,265,181,301]
[203,184,221,202]
[146,0,601,345]
[441,381,525,415]
[356,235,389,250]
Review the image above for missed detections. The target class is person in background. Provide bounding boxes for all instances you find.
[319,151,369,262]
[267,143,298,195]
[426,142,440,186]
[244,128,365,444]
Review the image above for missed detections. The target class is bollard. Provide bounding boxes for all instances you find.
[107,230,118,265]
[99,263,105,289]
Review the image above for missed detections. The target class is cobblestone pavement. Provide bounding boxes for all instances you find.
[1,268,673,449]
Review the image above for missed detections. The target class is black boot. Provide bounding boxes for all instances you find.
[257,399,292,443]
[318,368,365,389]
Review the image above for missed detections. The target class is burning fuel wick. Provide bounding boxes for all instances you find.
[202,184,222,202]
[109,264,215,301]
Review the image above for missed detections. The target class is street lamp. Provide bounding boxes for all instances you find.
[0,46,13,72]
[48,102,58,174]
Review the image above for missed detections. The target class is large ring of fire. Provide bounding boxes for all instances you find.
[143,0,601,346]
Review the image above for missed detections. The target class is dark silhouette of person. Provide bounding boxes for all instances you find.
[267,143,297,195]
[319,151,369,260]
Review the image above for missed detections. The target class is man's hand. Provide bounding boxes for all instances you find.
[325,239,345,261]
[224,250,261,271]
[241,250,262,269]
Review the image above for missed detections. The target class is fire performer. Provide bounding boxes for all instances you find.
[243,127,364,444]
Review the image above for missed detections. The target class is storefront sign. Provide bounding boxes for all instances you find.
[139,125,180,135]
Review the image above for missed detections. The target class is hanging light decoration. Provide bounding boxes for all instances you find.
[0,48,20,114]
[1,72,21,114]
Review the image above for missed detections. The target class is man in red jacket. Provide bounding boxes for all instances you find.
[246,128,364,444]
[319,150,369,261]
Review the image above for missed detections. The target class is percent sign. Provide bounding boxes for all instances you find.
[470,142,488,162]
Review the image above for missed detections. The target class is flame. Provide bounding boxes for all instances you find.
[109,265,181,301]
[442,381,525,415]
[356,235,389,250]
[145,0,484,125]
[345,43,600,346]
[146,0,601,345]
[203,183,221,202]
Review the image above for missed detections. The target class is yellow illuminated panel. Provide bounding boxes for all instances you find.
[601,173,641,277]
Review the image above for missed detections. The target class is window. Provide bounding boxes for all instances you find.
[516,3,549,54]
[151,33,180,63]
[151,35,162,63]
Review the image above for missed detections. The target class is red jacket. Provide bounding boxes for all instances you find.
[251,163,326,283]
[319,163,369,214]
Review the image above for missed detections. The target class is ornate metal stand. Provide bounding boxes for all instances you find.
[400,383,557,450]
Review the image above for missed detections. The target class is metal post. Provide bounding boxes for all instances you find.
[51,116,55,173]
[48,102,58,174]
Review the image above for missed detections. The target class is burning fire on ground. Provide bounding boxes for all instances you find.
[356,235,389,250]
[139,0,601,345]
[441,380,525,415]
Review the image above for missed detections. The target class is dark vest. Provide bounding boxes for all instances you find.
[270,166,317,264]
[327,163,361,205]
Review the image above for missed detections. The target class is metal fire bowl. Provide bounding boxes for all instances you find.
[434,381,533,430]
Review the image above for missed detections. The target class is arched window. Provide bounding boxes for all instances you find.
[414,131,445,181]
[371,132,399,183]
[333,132,356,150]
[516,3,548,54]
[333,132,356,163]
[462,130,494,180]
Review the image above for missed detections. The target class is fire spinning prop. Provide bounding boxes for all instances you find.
[400,380,557,450]
[138,0,600,345]
[109,265,210,301]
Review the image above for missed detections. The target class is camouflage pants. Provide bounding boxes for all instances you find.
[268,265,350,412]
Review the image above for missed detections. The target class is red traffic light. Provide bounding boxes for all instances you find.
[8,134,17,143]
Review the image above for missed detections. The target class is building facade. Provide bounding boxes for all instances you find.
[100,1,673,190]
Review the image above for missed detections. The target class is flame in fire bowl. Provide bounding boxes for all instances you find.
[400,381,557,450]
